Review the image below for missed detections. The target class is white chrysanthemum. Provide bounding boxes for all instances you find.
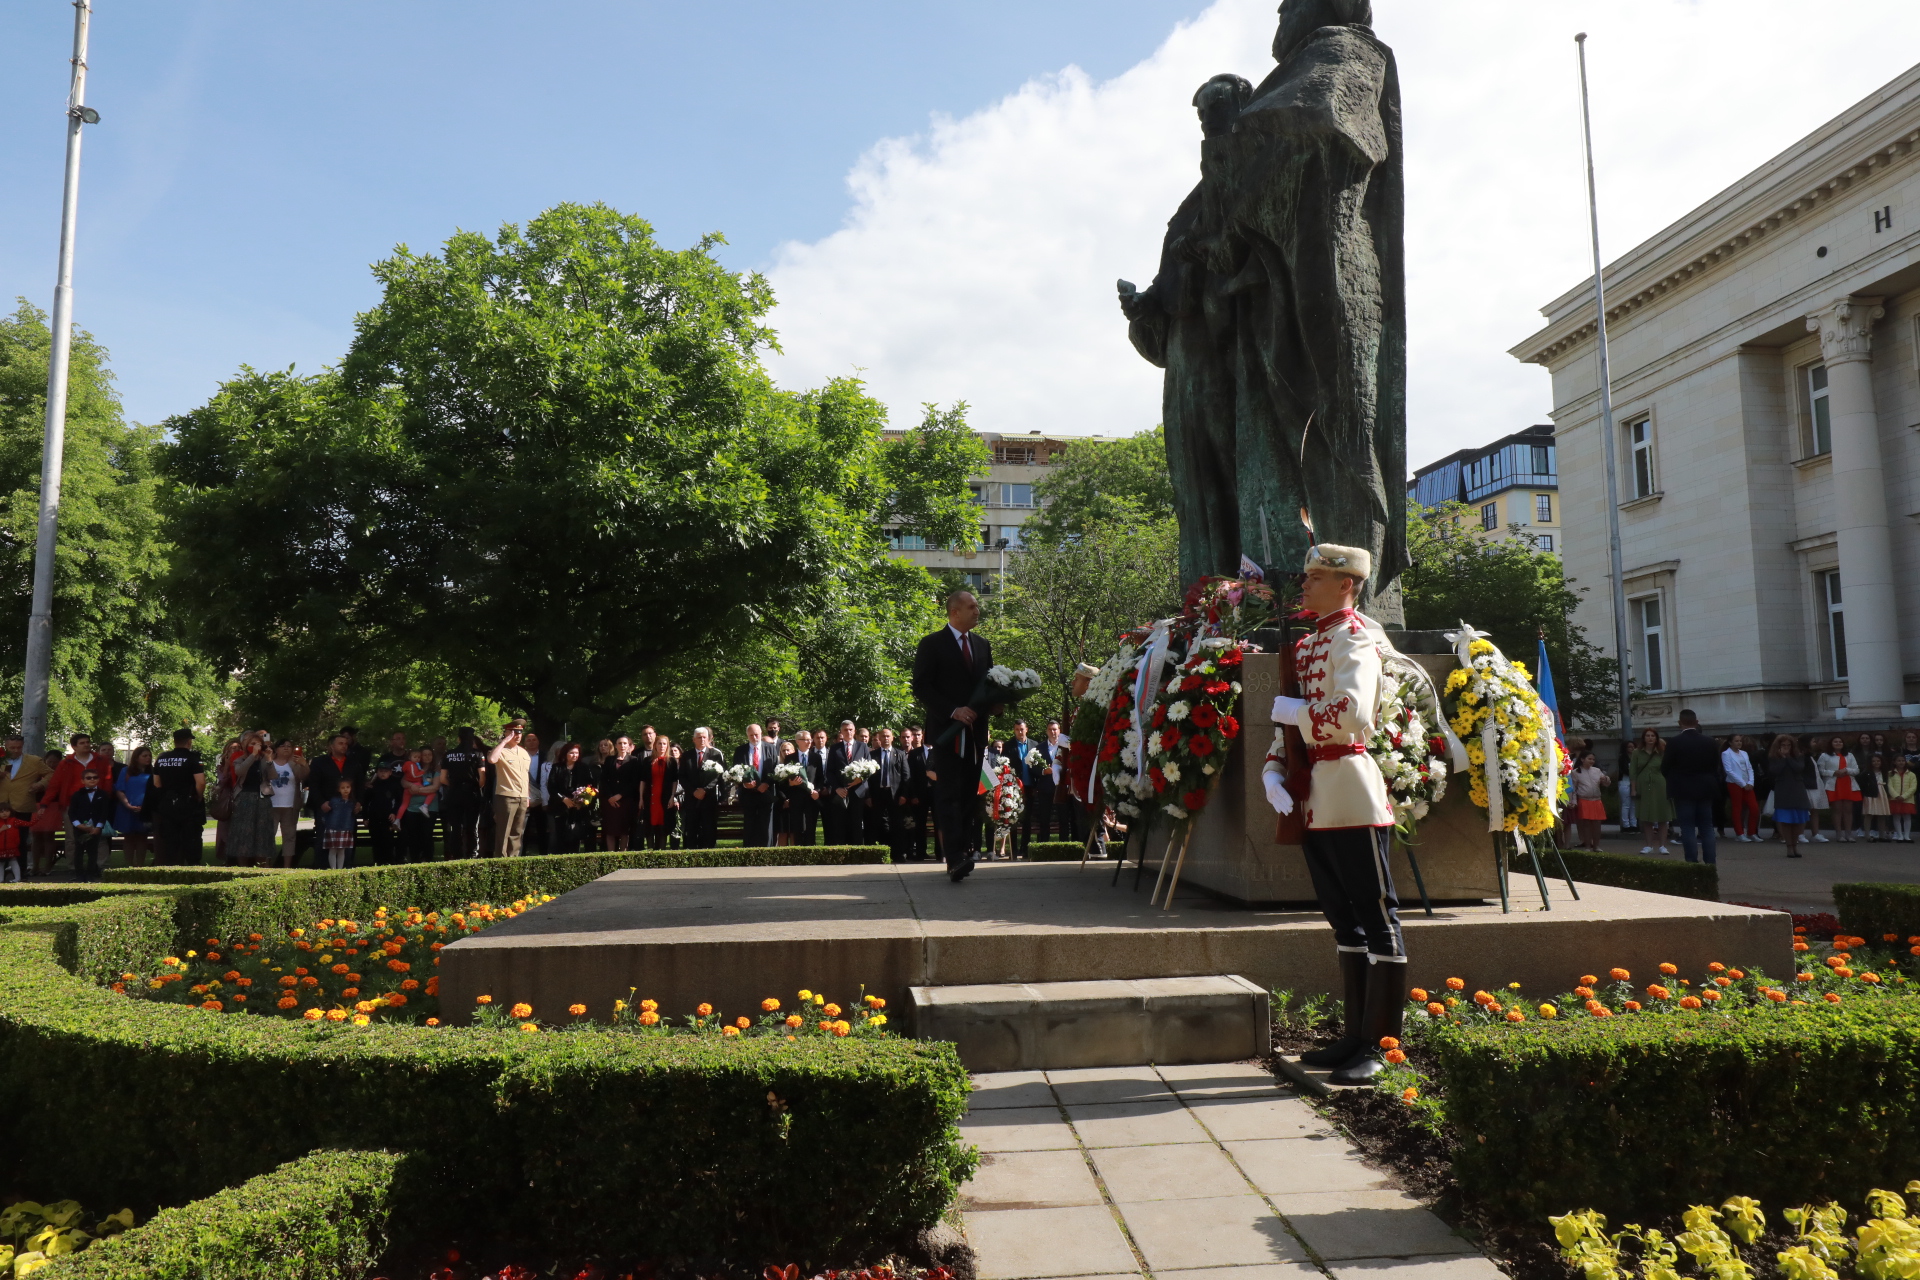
[1123,729,1139,746]
[1163,760,1182,784]
[1164,803,1187,820]
[1168,701,1191,721]
[1119,746,1137,768]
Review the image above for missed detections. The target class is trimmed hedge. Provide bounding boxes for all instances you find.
[44,1149,408,1280]
[103,866,291,884]
[1835,882,1920,943]
[0,848,973,1263]
[1027,841,1090,862]
[1508,846,1718,901]
[1433,998,1920,1223]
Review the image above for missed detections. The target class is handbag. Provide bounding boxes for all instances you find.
[207,772,236,821]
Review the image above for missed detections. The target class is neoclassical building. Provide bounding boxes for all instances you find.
[1514,62,1920,732]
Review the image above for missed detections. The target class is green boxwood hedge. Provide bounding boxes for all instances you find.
[44,1149,409,1280]
[1,848,972,1264]
[1432,998,1920,1224]
[1508,846,1718,901]
[1026,841,1090,862]
[1835,882,1920,943]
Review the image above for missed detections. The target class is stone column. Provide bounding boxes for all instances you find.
[1807,296,1904,715]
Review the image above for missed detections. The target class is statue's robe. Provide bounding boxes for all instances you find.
[1128,22,1406,618]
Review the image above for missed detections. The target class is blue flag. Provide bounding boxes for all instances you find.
[1535,634,1562,734]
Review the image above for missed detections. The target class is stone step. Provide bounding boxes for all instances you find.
[908,975,1269,1072]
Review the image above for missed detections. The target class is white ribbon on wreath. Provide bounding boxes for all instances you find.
[1131,619,1173,796]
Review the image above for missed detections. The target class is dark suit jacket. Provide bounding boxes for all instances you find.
[1660,728,1725,803]
[305,754,357,815]
[733,742,775,804]
[905,746,932,803]
[600,756,644,806]
[67,788,116,830]
[912,626,993,750]
[826,740,873,800]
[1008,737,1045,786]
[870,747,908,800]
[679,746,725,803]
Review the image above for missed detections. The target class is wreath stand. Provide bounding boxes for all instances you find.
[1492,830,1581,913]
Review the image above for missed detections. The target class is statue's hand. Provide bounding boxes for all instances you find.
[1116,279,1147,321]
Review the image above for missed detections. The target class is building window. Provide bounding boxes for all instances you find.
[997,524,1025,548]
[1822,569,1848,680]
[1531,443,1552,476]
[967,485,985,506]
[1635,595,1667,692]
[992,445,1036,465]
[1537,534,1554,554]
[962,572,985,593]
[1805,364,1832,457]
[1535,493,1553,523]
[997,483,1033,508]
[886,529,927,552]
[1626,418,1655,499]
[1480,502,1498,531]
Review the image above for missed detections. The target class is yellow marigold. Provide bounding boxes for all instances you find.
[303,1008,324,1020]
[640,999,658,1012]
[762,998,780,1012]
[356,1001,377,1014]
[1539,1004,1557,1018]
[351,1014,370,1026]
[868,1014,887,1027]
[832,1021,851,1037]
[325,1009,347,1022]
[569,1003,588,1016]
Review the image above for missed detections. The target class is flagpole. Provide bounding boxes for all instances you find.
[1574,32,1634,748]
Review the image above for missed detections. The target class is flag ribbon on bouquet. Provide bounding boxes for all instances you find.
[977,757,998,796]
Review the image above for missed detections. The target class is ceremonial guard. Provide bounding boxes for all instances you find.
[1263,544,1404,1083]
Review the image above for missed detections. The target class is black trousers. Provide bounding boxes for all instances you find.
[442,799,481,859]
[368,819,400,866]
[899,799,930,860]
[1300,825,1405,959]
[523,806,548,855]
[824,795,864,845]
[932,742,983,873]
[401,811,437,862]
[740,799,774,848]
[684,799,718,849]
[155,802,204,865]
[865,790,896,854]
[1020,780,1055,852]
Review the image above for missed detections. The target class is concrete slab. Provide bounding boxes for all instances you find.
[1188,1096,1335,1142]
[437,860,1793,1027]
[1088,1143,1251,1201]
[1155,1061,1287,1100]
[963,1204,1140,1280]
[1066,1100,1212,1149]
[1270,1190,1476,1260]
[911,976,1267,1072]
[971,1072,1056,1110]
[1226,1138,1394,1196]
[1331,1258,1507,1280]
[962,1150,1104,1210]
[960,1106,1078,1153]
[1159,1267,1321,1280]
[1047,1065,1172,1107]
[1117,1194,1310,1270]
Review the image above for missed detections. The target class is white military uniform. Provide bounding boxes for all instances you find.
[1289,608,1394,829]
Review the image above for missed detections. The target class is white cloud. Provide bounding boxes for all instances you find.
[765,0,1920,470]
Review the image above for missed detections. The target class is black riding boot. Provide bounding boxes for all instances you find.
[1299,950,1370,1067]
[1327,959,1407,1085]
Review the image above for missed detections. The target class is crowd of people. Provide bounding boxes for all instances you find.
[0,712,1088,880]
[1561,711,1920,863]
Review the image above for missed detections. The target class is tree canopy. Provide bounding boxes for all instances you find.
[1025,425,1176,543]
[162,203,981,743]
[0,301,223,748]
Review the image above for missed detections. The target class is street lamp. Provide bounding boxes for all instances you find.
[992,538,1009,606]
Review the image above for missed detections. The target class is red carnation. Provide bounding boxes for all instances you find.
[1204,681,1231,695]
[1180,675,1202,692]
[1190,704,1219,729]
[1218,647,1243,667]
[1150,766,1168,792]
[1190,735,1216,757]
[1099,741,1120,762]
[1161,726,1183,753]
[1152,705,1168,727]
[1183,789,1209,812]
[1219,715,1240,739]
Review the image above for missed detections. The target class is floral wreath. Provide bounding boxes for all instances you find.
[1144,637,1244,823]
[1440,625,1567,836]
[1368,658,1450,839]
[1090,629,1154,820]
[986,761,1025,832]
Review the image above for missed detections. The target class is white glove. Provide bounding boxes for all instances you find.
[1271,695,1307,726]
[1263,769,1294,816]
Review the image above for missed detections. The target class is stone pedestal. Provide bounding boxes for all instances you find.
[1136,652,1501,904]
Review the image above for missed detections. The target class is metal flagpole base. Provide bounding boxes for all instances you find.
[1492,835,1511,913]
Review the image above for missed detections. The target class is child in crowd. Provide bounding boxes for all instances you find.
[0,811,23,882]
[1890,756,1917,844]
[66,767,115,882]
[402,748,441,864]
[1570,752,1611,851]
[1863,753,1892,842]
[318,776,360,871]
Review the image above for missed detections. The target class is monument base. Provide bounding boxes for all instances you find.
[438,862,1791,1030]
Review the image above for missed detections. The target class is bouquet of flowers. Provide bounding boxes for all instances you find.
[984,759,1024,835]
[724,763,759,787]
[1145,638,1246,823]
[933,663,1045,749]
[570,785,600,813]
[1369,656,1451,838]
[701,759,724,780]
[1024,745,1045,771]
[839,758,880,785]
[1441,624,1566,836]
[772,761,808,787]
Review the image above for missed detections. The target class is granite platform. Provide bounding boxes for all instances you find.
[436,861,1794,1027]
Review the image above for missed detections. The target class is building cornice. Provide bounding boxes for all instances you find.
[1511,64,1920,368]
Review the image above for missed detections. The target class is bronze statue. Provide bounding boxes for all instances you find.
[1119,0,1406,620]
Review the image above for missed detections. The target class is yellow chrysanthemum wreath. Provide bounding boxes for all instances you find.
[1442,637,1565,836]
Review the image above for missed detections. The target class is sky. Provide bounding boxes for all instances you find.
[4,2,1920,472]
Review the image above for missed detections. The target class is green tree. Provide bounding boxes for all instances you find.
[980,501,1182,727]
[1026,425,1175,542]
[0,301,223,749]
[1401,502,1619,729]
[162,204,979,743]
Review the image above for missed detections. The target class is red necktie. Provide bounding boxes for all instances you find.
[960,632,972,668]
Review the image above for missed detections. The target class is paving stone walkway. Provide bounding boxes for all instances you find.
[958,1062,1500,1280]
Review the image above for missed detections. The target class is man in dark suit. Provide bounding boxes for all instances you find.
[1009,719,1056,856]
[801,730,832,846]
[863,727,909,859]
[1045,718,1081,841]
[1661,709,1726,866]
[679,727,725,849]
[911,590,992,881]
[824,721,871,845]
[733,723,777,847]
